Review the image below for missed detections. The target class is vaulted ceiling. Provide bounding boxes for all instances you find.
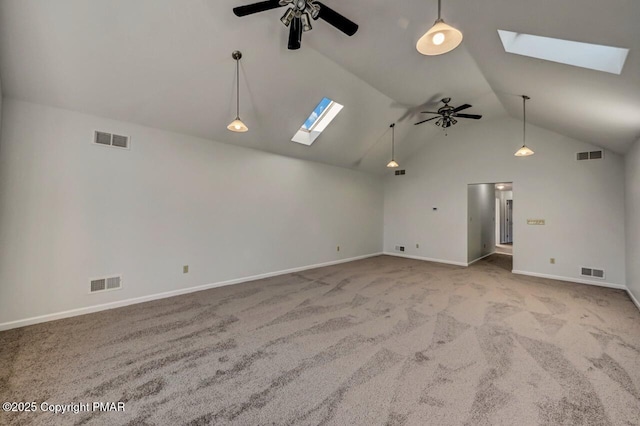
[0,0,638,174]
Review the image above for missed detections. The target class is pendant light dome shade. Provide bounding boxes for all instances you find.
[228,50,248,133]
[227,119,248,133]
[514,145,534,157]
[416,19,463,56]
[416,0,463,56]
[514,95,534,157]
[387,123,399,168]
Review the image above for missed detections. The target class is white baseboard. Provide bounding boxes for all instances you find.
[382,252,467,267]
[0,252,383,331]
[512,270,626,290]
[627,288,640,311]
[467,251,497,266]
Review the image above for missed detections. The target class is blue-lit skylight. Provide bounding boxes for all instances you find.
[498,30,629,75]
[292,97,343,146]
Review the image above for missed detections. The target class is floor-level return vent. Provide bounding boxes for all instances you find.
[90,275,122,293]
[580,267,605,279]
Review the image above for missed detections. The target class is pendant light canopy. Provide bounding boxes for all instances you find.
[416,0,463,56]
[387,123,399,168]
[514,95,535,157]
[227,51,248,133]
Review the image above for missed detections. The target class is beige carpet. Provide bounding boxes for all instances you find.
[1,254,639,425]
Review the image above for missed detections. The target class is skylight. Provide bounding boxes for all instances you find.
[292,97,343,146]
[497,30,629,75]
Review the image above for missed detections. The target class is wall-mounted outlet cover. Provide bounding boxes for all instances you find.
[337,246,340,252]
[183,265,189,274]
[550,258,555,264]
[416,243,420,249]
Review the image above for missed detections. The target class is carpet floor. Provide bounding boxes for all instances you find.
[1,254,639,425]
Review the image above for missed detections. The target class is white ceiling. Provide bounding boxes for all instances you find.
[0,0,638,174]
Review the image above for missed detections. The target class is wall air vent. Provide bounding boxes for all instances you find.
[395,245,405,252]
[580,267,605,279]
[577,150,603,161]
[394,170,406,176]
[93,131,130,150]
[90,275,122,293]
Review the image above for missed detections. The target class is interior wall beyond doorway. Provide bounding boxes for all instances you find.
[468,183,496,263]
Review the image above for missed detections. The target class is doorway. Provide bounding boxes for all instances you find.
[495,183,513,256]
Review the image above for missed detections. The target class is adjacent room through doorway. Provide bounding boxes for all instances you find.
[495,183,513,256]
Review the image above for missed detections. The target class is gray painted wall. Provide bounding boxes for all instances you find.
[625,138,640,306]
[468,183,496,263]
[384,116,626,286]
[0,99,384,327]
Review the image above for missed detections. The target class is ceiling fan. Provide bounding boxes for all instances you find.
[415,98,482,128]
[233,0,358,50]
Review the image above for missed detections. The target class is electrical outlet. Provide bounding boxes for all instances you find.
[337,246,340,252]
[183,265,189,274]
[416,243,419,249]
[550,258,555,265]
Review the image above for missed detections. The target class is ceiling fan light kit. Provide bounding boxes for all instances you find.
[233,0,358,50]
[416,0,463,56]
[227,50,249,133]
[514,95,535,157]
[414,98,482,128]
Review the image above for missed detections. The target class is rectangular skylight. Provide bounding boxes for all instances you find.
[497,30,629,75]
[292,97,343,146]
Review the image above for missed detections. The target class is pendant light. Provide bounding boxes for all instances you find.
[387,123,399,168]
[416,0,463,56]
[227,51,248,133]
[514,95,535,157]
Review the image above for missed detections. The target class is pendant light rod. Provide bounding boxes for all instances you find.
[522,95,530,146]
[233,50,242,119]
[227,51,248,133]
[387,123,399,168]
[391,123,395,160]
[514,95,533,156]
[437,0,441,20]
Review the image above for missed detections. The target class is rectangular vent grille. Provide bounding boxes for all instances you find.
[577,150,604,161]
[581,266,605,279]
[90,275,122,293]
[394,245,405,252]
[90,279,106,292]
[94,131,130,149]
[394,170,406,176]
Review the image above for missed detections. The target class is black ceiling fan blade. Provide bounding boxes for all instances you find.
[414,116,439,125]
[233,0,284,17]
[420,111,441,114]
[315,2,358,36]
[453,104,472,113]
[288,16,302,50]
[456,113,482,119]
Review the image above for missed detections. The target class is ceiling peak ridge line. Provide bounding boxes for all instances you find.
[416,0,463,56]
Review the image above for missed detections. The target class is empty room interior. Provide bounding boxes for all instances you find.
[1,0,640,424]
